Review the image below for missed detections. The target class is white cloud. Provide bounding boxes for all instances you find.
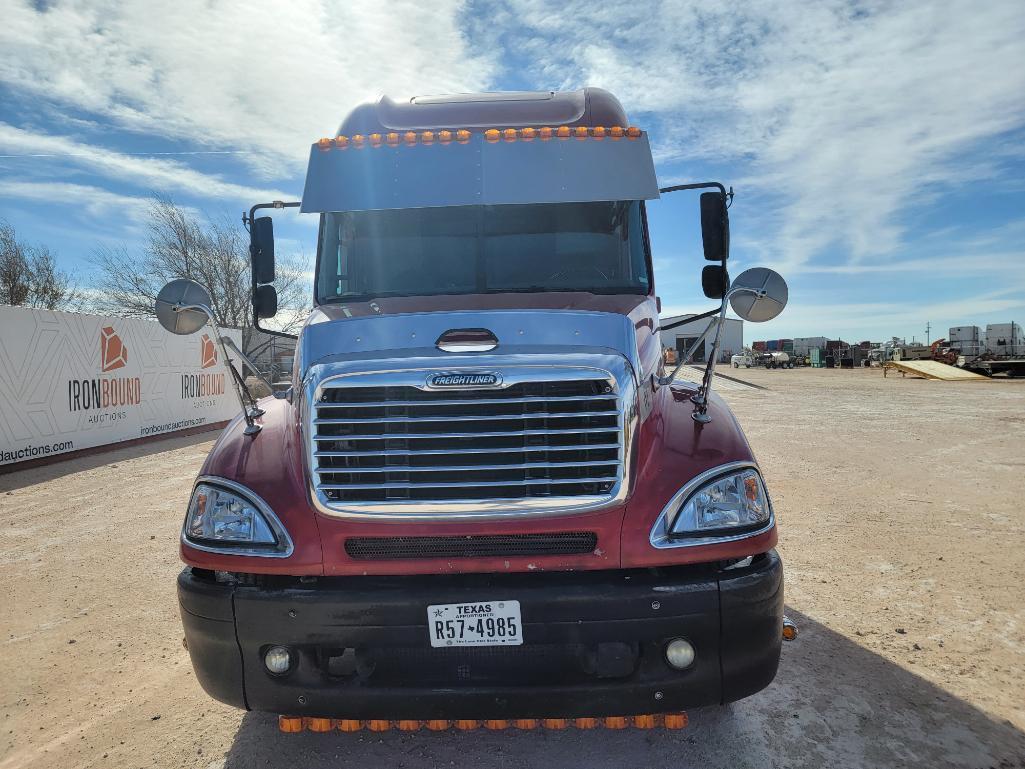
[497,0,1025,271]
[0,123,295,202]
[0,0,494,175]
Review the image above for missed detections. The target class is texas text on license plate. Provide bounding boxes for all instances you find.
[427,600,522,647]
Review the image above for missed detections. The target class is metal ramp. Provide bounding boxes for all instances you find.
[674,366,766,391]
[883,360,988,381]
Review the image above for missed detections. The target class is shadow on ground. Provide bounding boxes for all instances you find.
[221,608,1025,769]
[0,430,216,491]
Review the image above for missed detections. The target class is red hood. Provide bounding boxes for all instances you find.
[310,292,651,322]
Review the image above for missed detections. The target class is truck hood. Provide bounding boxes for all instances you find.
[297,302,646,384]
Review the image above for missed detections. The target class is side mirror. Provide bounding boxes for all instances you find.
[254,284,278,319]
[701,265,730,299]
[154,279,212,335]
[728,267,788,322]
[699,192,729,261]
[251,216,275,284]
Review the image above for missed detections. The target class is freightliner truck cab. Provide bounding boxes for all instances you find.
[161,88,791,729]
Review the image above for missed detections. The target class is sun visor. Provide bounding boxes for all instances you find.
[300,132,660,213]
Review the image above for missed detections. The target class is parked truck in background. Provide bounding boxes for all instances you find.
[156,89,792,728]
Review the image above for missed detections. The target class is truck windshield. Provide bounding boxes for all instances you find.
[315,200,650,303]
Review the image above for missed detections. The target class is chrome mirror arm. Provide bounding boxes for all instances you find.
[173,303,262,436]
[656,316,719,387]
[690,286,767,424]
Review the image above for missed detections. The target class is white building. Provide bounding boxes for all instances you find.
[659,314,744,363]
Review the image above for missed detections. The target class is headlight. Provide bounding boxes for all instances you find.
[183,481,291,555]
[668,467,771,537]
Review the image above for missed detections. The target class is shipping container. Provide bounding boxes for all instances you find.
[949,325,980,342]
[985,322,1023,356]
[767,340,779,351]
[752,341,767,351]
[793,336,828,356]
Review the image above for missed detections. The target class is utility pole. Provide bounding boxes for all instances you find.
[925,321,931,346]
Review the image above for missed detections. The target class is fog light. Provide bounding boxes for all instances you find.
[264,645,293,675]
[665,638,695,669]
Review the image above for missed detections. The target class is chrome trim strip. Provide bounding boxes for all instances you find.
[314,394,618,409]
[319,476,618,491]
[314,443,621,458]
[648,461,775,549]
[180,476,295,558]
[313,409,619,424]
[312,426,619,441]
[319,460,619,474]
[304,357,637,521]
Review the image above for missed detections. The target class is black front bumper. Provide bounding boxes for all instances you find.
[178,551,783,719]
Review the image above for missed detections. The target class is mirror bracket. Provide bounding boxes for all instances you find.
[172,302,263,436]
[245,201,300,341]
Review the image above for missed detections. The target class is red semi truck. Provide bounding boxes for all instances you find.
[158,88,791,729]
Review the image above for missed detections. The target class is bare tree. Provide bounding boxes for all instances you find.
[91,197,308,347]
[0,219,80,310]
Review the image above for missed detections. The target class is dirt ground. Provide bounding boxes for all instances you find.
[2,367,1024,769]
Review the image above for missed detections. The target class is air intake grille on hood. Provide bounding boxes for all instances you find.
[311,376,623,507]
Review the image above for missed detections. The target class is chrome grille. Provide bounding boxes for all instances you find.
[310,375,623,509]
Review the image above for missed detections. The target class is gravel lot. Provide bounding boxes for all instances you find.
[2,367,1024,769]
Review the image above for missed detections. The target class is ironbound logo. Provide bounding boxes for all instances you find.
[427,372,502,388]
[68,326,141,412]
[182,334,225,398]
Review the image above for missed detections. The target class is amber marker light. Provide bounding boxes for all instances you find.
[513,719,539,729]
[333,135,349,149]
[316,137,332,151]
[278,715,304,733]
[367,719,390,732]
[385,132,400,147]
[574,126,589,140]
[664,713,689,729]
[604,716,628,729]
[351,134,365,148]
[426,719,450,731]
[609,126,624,139]
[337,719,362,732]
[484,128,501,142]
[403,131,418,146]
[574,717,599,729]
[484,719,508,730]
[556,125,571,139]
[397,720,420,731]
[592,126,606,140]
[633,715,657,729]
[421,130,435,144]
[438,129,453,144]
[368,133,383,148]
[456,129,471,143]
[626,126,642,139]
[455,719,481,730]
[542,718,568,730]
[503,128,517,142]
[521,127,536,141]
[538,126,553,140]
[307,717,333,732]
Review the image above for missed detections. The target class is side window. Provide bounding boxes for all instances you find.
[627,202,649,288]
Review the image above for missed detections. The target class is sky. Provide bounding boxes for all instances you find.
[1,0,1023,343]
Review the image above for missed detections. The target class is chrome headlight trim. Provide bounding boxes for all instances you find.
[181,476,295,558]
[649,461,775,549]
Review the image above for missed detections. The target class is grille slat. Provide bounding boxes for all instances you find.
[311,376,623,505]
[345,532,599,560]
[313,410,619,424]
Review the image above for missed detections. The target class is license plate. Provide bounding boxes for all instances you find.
[427,600,522,647]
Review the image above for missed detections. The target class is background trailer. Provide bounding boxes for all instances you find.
[659,313,744,362]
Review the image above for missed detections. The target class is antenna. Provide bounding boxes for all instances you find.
[925,321,931,346]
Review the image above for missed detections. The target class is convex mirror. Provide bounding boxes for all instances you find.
[729,268,788,322]
[155,279,212,335]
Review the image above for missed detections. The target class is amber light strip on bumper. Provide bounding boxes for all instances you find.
[278,713,688,733]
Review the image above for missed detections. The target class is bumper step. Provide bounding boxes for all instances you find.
[279,713,689,733]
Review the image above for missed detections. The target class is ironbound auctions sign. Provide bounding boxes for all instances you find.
[0,306,239,467]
